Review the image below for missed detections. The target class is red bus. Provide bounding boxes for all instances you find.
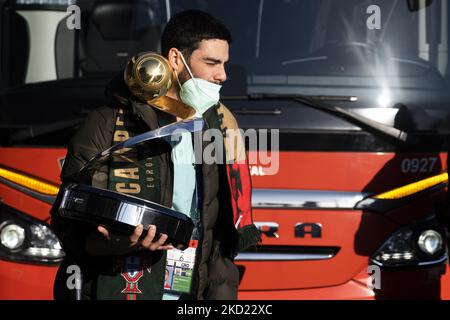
[1,0,450,299]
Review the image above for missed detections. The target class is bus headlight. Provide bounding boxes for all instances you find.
[418,230,443,255]
[0,204,64,264]
[371,217,447,267]
[0,223,25,250]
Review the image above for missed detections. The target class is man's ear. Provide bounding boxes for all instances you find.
[167,48,184,73]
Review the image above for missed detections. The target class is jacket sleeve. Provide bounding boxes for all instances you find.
[50,107,114,259]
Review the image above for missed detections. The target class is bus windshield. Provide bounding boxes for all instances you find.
[1,0,450,142]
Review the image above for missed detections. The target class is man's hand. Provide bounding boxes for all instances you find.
[86,224,174,256]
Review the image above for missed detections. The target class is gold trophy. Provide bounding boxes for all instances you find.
[124,52,196,119]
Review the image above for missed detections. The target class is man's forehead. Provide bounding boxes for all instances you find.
[194,39,229,62]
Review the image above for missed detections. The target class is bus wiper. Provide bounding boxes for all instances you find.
[243,93,417,145]
[1,118,85,143]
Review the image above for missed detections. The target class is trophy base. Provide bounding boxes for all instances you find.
[59,184,194,250]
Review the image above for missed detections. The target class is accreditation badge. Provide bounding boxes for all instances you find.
[164,239,198,294]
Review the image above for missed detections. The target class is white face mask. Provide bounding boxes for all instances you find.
[176,51,222,115]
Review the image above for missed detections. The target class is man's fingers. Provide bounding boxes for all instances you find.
[157,234,169,246]
[141,225,157,248]
[97,226,110,239]
[150,233,168,251]
[130,224,144,243]
[156,243,174,250]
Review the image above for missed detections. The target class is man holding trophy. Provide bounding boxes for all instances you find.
[51,9,260,300]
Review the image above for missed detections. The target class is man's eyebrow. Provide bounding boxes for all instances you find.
[202,57,228,64]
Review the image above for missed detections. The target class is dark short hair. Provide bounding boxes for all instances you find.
[161,9,232,59]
